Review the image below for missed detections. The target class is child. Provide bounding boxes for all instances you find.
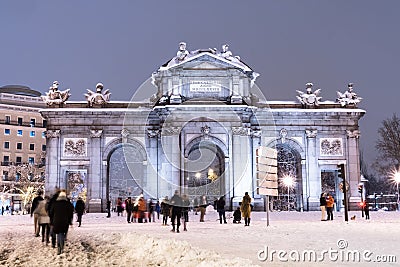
[233,207,241,223]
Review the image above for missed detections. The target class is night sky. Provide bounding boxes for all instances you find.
[1,1,399,170]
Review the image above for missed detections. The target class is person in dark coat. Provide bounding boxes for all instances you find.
[125,197,133,223]
[47,189,60,248]
[49,191,74,255]
[233,207,241,223]
[181,194,190,231]
[170,190,183,233]
[74,197,85,227]
[320,193,327,221]
[31,190,44,237]
[161,196,170,226]
[217,196,227,224]
[106,200,111,218]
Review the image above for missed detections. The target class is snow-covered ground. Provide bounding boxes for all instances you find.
[0,209,399,267]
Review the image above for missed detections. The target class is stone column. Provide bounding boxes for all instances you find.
[305,128,319,210]
[45,130,61,194]
[346,129,361,205]
[147,129,160,198]
[160,126,181,195]
[89,129,103,212]
[232,127,252,197]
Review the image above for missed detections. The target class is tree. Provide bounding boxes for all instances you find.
[374,113,400,174]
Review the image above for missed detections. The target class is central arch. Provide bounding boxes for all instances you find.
[184,138,226,203]
[107,143,146,204]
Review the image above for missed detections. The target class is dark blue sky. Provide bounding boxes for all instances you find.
[1,1,399,170]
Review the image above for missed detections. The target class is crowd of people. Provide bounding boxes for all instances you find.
[30,189,85,255]
[26,189,255,256]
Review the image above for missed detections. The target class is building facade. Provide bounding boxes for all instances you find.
[0,85,47,211]
[40,44,365,212]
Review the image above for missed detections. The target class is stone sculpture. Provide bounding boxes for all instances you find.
[85,83,111,107]
[296,82,322,107]
[42,81,71,106]
[336,83,362,107]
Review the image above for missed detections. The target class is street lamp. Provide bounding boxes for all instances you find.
[282,175,294,211]
[393,171,400,211]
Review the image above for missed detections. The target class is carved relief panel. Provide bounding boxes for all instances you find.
[63,138,87,157]
[320,138,343,156]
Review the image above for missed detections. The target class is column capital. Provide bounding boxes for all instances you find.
[305,128,318,138]
[46,129,60,139]
[90,129,103,138]
[346,129,360,138]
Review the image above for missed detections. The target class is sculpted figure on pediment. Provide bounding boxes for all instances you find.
[85,83,111,107]
[337,83,362,107]
[42,81,71,106]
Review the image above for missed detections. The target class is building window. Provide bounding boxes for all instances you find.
[2,156,10,166]
[16,173,21,182]
[30,118,36,127]
[29,144,35,151]
[16,156,22,164]
[5,115,11,124]
[42,120,47,128]
[16,142,22,150]
[4,129,10,135]
[17,117,23,126]
[28,157,34,164]
[42,132,46,138]
[4,141,10,149]
[30,131,35,137]
[17,130,23,136]
[42,144,46,151]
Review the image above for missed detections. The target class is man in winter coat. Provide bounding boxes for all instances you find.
[125,197,133,223]
[240,192,252,226]
[31,190,44,237]
[47,189,60,248]
[49,191,74,255]
[74,197,85,227]
[170,190,183,233]
[217,196,227,224]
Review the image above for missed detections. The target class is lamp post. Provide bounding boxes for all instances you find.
[394,172,400,211]
[282,175,294,211]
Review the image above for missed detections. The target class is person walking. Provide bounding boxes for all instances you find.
[148,199,155,222]
[155,200,161,220]
[181,194,190,231]
[74,197,85,227]
[47,189,60,248]
[137,196,147,223]
[217,196,227,224]
[125,197,133,223]
[326,193,335,221]
[49,191,74,255]
[240,192,252,226]
[199,195,208,222]
[161,196,170,226]
[116,198,123,216]
[320,193,327,221]
[106,199,111,218]
[364,200,370,220]
[35,196,51,245]
[170,190,183,233]
[31,190,44,237]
